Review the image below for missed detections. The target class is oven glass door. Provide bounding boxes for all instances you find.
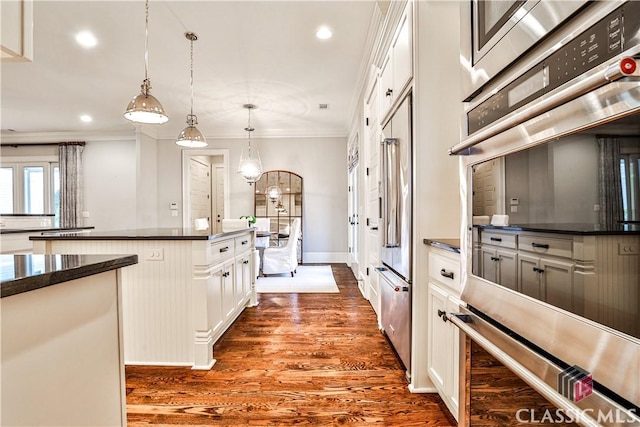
[476,0,526,52]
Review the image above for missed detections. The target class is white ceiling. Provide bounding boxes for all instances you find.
[1,0,379,141]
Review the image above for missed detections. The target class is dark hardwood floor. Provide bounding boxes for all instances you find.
[126,263,456,426]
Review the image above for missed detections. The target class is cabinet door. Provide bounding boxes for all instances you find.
[379,52,393,116]
[241,254,252,302]
[480,247,497,283]
[427,283,451,394]
[518,254,543,300]
[209,266,225,337]
[497,249,517,291]
[234,257,245,308]
[540,258,574,312]
[392,11,412,97]
[222,262,235,319]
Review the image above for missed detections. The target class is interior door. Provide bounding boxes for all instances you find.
[189,157,211,230]
[213,165,225,233]
[348,164,359,277]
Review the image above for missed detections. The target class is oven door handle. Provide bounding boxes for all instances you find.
[448,308,622,427]
[450,58,639,155]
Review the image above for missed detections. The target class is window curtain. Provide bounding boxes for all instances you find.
[597,136,623,230]
[59,141,85,228]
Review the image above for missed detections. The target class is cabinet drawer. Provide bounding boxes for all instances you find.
[480,231,516,249]
[519,235,572,259]
[429,251,461,293]
[234,235,251,253]
[209,239,235,263]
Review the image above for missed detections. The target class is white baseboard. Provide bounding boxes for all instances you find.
[303,252,348,263]
[408,385,439,393]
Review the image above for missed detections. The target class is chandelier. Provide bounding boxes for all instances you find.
[176,32,207,148]
[237,104,263,184]
[123,0,168,125]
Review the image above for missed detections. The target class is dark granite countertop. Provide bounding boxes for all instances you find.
[474,223,640,235]
[1,254,138,298]
[423,238,461,253]
[0,226,94,235]
[29,227,254,241]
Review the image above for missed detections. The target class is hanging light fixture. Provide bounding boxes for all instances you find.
[237,104,263,184]
[124,0,168,124]
[266,184,282,204]
[176,32,207,148]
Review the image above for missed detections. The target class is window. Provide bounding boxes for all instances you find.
[0,162,59,218]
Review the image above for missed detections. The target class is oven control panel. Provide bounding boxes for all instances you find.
[467,1,640,135]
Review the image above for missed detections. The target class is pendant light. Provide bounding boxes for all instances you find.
[124,0,168,125]
[237,104,263,184]
[176,32,207,148]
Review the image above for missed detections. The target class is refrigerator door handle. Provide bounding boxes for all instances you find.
[383,137,400,248]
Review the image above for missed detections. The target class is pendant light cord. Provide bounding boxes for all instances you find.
[247,108,252,155]
[144,0,149,83]
[189,36,194,116]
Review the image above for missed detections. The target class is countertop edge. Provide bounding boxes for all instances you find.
[473,224,640,235]
[1,254,139,298]
[28,228,254,241]
[423,238,461,253]
[1,226,95,235]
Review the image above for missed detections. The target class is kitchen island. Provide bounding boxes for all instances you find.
[1,253,137,426]
[31,228,257,369]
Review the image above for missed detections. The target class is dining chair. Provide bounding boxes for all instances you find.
[261,218,301,277]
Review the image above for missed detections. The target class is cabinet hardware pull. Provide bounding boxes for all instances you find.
[490,237,502,242]
[241,240,248,245]
[533,267,545,273]
[371,226,378,231]
[437,310,449,322]
[220,246,229,253]
[385,88,393,97]
[222,271,229,277]
[243,260,249,264]
[440,269,454,279]
[531,242,550,249]
[490,256,499,261]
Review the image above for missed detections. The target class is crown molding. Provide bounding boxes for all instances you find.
[0,129,136,144]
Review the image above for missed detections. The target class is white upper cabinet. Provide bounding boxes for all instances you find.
[379,5,413,119]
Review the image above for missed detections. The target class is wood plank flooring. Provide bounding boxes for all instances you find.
[126,263,456,426]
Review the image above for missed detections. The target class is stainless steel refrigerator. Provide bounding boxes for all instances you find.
[378,94,412,371]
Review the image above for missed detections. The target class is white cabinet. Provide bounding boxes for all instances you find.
[518,253,574,312]
[427,247,461,420]
[480,247,517,291]
[379,6,412,119]
[235,251,252,309]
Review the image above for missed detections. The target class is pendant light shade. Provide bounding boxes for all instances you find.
[176,32,207,148]
[124,0,168,125]
[237,104,263,184]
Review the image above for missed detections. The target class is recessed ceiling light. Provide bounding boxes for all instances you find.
[75,31,97,48]
[315,26,332,40]
[80,115,93,123]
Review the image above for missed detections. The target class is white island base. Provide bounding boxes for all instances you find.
[31,228,257,370]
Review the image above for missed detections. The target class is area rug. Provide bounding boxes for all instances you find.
[256,265,339,293]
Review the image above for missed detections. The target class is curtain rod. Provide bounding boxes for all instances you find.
[1,142,85,148]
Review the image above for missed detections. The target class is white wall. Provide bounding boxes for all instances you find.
[156,136,349,259]
[82,139,137,231]
[136,131,159,228]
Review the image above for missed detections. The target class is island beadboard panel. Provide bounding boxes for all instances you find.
[31,229,256,369]
[33,239,195,365]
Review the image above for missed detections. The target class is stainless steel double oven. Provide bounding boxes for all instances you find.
[454,1,639,425]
